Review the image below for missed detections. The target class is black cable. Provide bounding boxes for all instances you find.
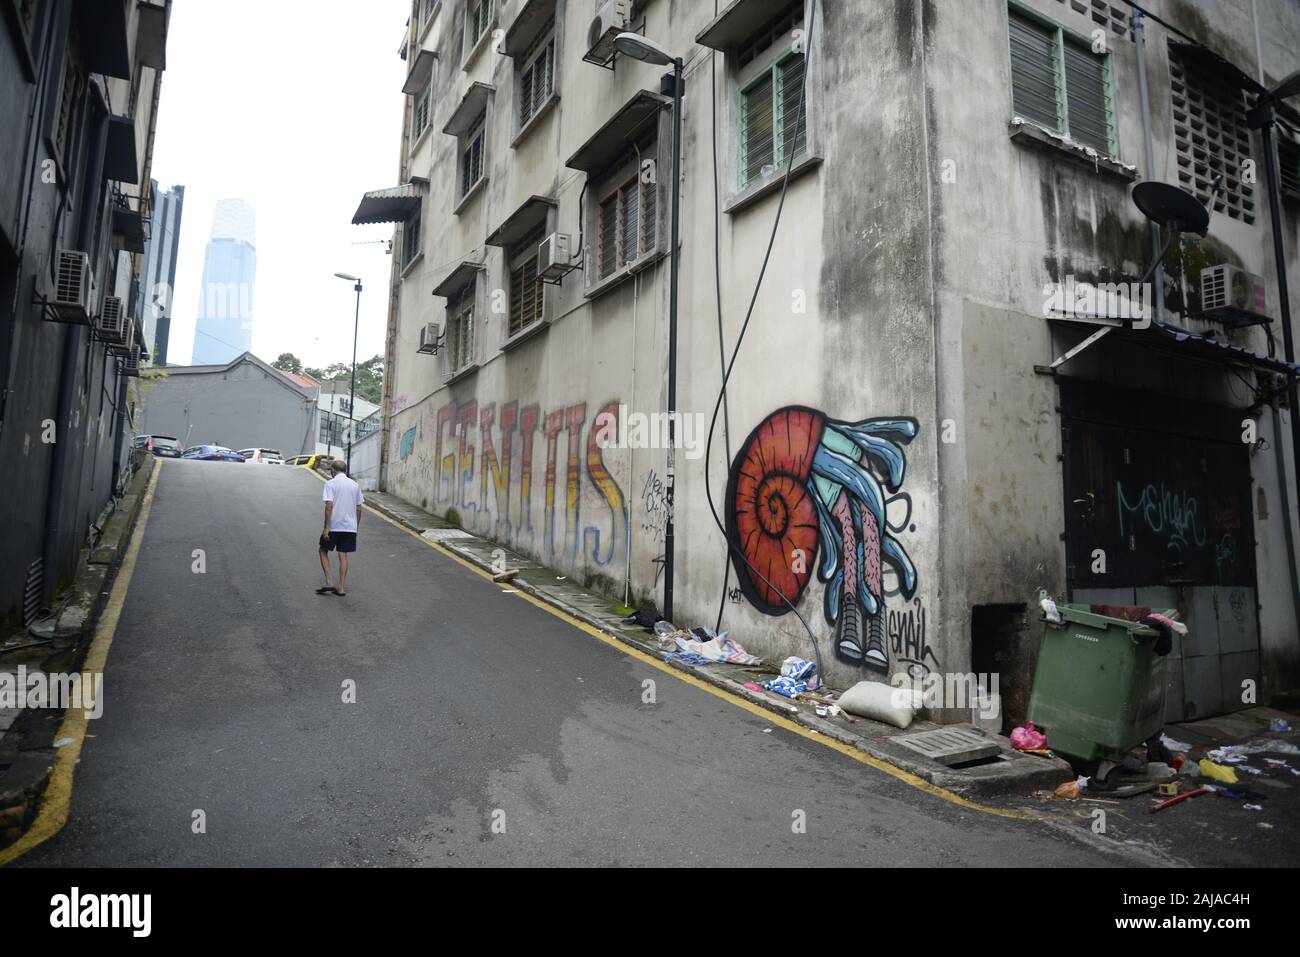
[702,1,823,675]
[710,0,734,633]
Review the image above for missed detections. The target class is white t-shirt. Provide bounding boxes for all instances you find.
[323,475,364,532]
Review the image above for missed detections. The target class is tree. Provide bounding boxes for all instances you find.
[309,355,384,404]
[273,353,303,373]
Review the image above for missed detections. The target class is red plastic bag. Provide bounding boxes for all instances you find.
[1011,722,1047,750]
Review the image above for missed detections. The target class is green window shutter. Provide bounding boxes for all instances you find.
[1063,39,1110,152]
[598,194,618,279]
[1009,12,1060,131]
[640,175,657,254]
[620,182,639,265]
[742,73,775,186]
[778,54,807,162]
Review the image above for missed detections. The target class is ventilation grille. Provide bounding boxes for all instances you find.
[23,559,44,628]
[1169,46,1255,224]
[1052,0,1131,39]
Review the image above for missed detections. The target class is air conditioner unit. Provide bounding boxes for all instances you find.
[109,315,136,355]
[122,344,141,376]
[586,0,633,64]
[51,250,94,323]
[97,295,126,343]
[538,232,572,281]
[418,321,443,354]
[1201,264,1272,326]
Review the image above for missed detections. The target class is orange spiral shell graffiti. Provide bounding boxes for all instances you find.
[726,407,826,614]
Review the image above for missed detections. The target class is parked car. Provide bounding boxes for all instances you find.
[285,454,333,468]
[132,434,182,458]
[237,448,284,464]
[181,445,245,462]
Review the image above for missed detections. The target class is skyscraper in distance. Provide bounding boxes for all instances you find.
[191,198,257,365]
[138,181,184,366]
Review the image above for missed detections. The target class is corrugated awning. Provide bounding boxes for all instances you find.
[566,91,668,173]
[1151,322,1300,376]
[351,184,423,225]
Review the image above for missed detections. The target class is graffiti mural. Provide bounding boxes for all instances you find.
[389,396,628,576]
[726,406,920,673]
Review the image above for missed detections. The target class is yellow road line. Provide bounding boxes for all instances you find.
[0,458,162,867]
[353,483,1035,822]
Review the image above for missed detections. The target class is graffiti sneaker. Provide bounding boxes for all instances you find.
[835,592,865,663]
[863,614,889,673]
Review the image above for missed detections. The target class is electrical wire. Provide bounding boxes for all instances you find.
[702,1,824,675]
[710,2,734,633]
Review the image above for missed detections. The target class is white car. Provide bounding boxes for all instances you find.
[238,448,284,464]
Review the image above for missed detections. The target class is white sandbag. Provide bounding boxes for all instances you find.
[838,680,920,729]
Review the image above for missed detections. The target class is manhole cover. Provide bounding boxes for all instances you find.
[891,727,1000,766]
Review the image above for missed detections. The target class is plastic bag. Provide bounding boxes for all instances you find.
[1011,722,1047,750]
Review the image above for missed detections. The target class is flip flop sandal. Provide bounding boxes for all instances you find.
[315,586,335,595]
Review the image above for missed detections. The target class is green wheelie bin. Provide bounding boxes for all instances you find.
[1027,598,1171,781]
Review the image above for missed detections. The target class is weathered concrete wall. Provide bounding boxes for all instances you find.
[380,0,1300,708]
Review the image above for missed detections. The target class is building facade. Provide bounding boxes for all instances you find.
[0,0,171,625]
[137,179,184,366]
[360,0,1300,721]
[316,385,380,460]
[190,198,256,365]
[139,352,319,457]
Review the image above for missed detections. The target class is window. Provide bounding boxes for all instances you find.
[447,287,475,372]
[403,207,422,267]
[518,24,555,129]
[413,81,432,139]
[507,224,545,336]
[737,15,807,189]
[597,172,656,279]
[419,0,439,30]
[461,116,486,199]
[1008,8,1115,155]
[1169,45,1256,223]
[465,0,494,54]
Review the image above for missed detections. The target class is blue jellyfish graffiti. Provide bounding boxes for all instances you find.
[726,406,919,671]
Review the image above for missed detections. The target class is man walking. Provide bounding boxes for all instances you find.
[317,460,364,596]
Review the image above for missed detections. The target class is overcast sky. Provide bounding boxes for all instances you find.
[151,0,411,370]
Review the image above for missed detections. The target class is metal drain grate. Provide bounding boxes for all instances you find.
[891,727,1001,766]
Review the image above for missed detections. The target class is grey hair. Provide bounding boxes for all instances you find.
[330,459,347,475]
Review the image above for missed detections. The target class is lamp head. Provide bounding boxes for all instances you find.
[334,272,360,282]
[613,32,675,66]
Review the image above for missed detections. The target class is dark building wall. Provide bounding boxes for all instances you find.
[0,0,151,624]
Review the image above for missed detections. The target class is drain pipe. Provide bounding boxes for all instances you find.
[1131,7,1165,327]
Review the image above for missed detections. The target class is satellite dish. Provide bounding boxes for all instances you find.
[1131,181,1210,236]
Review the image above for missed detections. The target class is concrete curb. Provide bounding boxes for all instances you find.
[364,493,1074,799]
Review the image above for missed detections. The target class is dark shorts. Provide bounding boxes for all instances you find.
[320,531,357,553]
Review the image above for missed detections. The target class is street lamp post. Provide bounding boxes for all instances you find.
[614,31,684,623]
[1246,69,1300,505]
[334,272,363,472]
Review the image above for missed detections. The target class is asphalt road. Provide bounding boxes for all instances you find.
[16,460,1122,867]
